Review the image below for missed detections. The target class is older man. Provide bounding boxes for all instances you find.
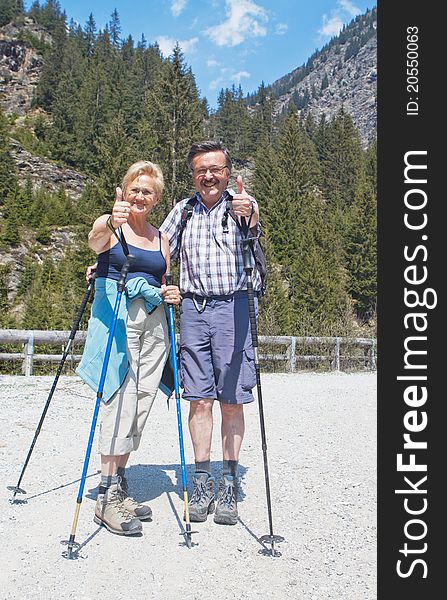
[160,140,262,525]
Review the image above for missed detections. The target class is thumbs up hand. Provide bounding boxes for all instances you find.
[231,175,259,224]
[110,187,132,228]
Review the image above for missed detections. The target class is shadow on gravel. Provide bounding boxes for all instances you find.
[8,470,101,505]
[84,461,249,504]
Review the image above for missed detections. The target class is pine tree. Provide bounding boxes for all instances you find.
[253,139,298,266]
[1,196,21,245]
[38,0,64,33]
[94,111,140,212]
[108,8,121,49]
[251,81,275,146]
[33,15,67,110]
[252,137,279,222]
[0,0,24,26]
[74,28,114,172]
[0,109,20,246]
[303,112,317,140]
[125,41,163,130]
[257,239,293,336]
[46,26,86,165]
[289,191,351,335]
[365,138,377,195]
[345,179,377,322]
[139,44,204,215]
[28,0,40,23]
[214,85,251,158]
[252,139,295,335]
[0,108,17,203]
[16,256,38,298]
[277,107,321,199]
[22,258,57,328]
[0,264,12,327]
[13,176,33,226]
[84,13,97,58]
[319,107,364,209]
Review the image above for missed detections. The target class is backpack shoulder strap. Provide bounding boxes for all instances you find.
[174,195,198,260]
[179,195,198,233]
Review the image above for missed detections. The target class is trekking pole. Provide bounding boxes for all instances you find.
[8,277,96,504]
[61,256,133,560]
[165,273,197,549]
[240,221,284,558]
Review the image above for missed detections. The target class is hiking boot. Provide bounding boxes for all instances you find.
[94,483,142,535]
[214,474,238,525]
[187,472,215,522]
[119,476,152,521]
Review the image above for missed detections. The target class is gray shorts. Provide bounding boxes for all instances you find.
[179,292,257,404]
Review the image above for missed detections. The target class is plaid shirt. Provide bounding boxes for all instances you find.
[160,190,262,296]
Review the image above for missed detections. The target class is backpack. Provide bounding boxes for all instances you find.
[177,193,267,296]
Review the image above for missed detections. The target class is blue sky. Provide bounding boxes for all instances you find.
[29,0,376,108]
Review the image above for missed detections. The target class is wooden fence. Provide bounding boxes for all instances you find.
[0,329,377,376]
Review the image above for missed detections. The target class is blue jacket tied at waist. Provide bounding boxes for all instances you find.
[76,276,170,403]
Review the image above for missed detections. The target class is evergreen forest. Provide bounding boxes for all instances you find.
[0,0,377,342]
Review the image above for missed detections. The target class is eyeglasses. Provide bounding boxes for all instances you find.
[128,188,157,198]
[192,165,228,178]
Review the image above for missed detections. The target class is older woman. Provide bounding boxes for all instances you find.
[77,160,180,536]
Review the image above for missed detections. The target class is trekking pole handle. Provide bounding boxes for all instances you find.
[117,255,134,292]
[246,277,258,348]
[242,241,253,271]
[165,273,173,286]
[68,274,96,340]
[240,217,253,272]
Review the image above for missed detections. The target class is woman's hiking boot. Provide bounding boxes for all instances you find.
[94,483,142,535]
[119,476,153,521]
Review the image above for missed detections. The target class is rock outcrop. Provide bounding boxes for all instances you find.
[0,18,48,115]
[10,139,89,200]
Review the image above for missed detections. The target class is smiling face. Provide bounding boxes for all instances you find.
[191,150,230,207]
[125,174,160,216]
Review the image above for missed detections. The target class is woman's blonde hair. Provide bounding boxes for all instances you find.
[122,160,164,198]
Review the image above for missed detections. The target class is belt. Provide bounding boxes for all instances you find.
[182,290,259,301]
[182,290,259,313]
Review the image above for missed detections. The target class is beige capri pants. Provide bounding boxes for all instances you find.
[98,298,169,456]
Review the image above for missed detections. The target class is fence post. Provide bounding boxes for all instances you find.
[289,337,296,372]
[22,331,35,376]
[334,337,341,371]
[371,339,377,370]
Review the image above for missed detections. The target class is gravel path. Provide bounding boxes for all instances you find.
[0,372,376,599]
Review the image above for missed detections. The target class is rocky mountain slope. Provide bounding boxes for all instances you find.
[260,7,377,146]
[1,18,90,199]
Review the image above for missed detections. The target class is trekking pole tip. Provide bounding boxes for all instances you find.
[258,534,285,557]
[7,485,27,504]
[61,539,81,560]
[180,525,198,549]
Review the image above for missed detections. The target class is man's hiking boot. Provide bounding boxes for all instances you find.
[94,483,142,535]
[214,474,238,525]
[119,476,152,521]
[187,472,215,522]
